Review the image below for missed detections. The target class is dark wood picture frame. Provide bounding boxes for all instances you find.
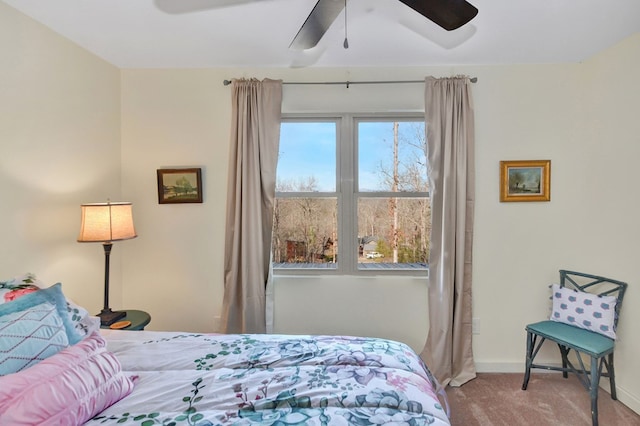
[500,160,551,202]
[157,168,203,204]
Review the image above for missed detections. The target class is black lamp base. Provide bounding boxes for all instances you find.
[98,309,126,326]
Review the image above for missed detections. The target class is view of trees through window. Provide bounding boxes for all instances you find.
[272,117,429,272]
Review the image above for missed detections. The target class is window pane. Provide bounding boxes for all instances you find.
[358,121,427,192]
[272,197,338,268]
[358,197,429,269]
[278,122,336,192]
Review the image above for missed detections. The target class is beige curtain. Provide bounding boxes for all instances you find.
[220,78,283,334]
[420,76,476,387]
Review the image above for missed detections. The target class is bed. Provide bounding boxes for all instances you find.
[0,275,450,425]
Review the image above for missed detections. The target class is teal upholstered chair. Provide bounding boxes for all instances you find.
[522,270,628,426]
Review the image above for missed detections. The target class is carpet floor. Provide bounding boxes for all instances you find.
[445,373,640,426]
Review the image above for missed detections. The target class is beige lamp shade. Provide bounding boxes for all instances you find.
[78,202,137,243]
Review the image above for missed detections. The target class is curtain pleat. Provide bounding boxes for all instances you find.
[420,76,476,387]
[220,78,283,334]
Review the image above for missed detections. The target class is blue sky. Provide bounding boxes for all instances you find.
[278,121,426,192]
[278,122,336,191]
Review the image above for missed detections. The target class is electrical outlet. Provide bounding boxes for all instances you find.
[472,318,480,335]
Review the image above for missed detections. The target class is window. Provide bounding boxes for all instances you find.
[272,114,429,275]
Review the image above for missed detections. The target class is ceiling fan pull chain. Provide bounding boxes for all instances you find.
[343,0,349,49]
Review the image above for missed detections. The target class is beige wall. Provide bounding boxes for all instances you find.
[0,2,122,312]
[3,1,639,414]
[576,33,640,409]
[118,44,640,413]
[119,69,230,333]
[272,275,429,351]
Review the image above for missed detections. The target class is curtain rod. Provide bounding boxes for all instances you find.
[222,77,477,88]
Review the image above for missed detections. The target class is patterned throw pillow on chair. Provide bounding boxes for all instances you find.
[550,284,618,339]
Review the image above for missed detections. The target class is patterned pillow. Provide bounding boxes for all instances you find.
[0,300,70,376]
[0,273,40,304]
[0,283,84,343]
[550,283,618,339]
[0,273,99,340]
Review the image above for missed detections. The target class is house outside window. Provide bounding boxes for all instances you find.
[272,114,429,275]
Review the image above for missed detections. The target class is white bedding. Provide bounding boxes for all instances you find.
[87,330,451,425]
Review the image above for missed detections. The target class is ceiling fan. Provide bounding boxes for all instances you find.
[154,0,478,50]
[290,0,478,50]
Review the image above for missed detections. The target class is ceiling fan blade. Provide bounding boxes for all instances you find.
[154,0,262,14]
[397,0,478,31]
[289,0,345,50]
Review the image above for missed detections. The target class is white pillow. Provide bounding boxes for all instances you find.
[550,283,618,339]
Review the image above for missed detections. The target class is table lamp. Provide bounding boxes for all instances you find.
[78,201,137,326]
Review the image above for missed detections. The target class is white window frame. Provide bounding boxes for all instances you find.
[274,113,428,277]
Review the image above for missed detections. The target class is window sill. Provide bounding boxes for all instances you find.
[273,263,428,276]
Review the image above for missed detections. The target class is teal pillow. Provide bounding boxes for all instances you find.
[0,283,83,345]
[0,301,70,375]
[1,274,99,339]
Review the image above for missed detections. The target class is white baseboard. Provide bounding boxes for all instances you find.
[615,386,640,416]
[475,362,640,415]
[475,362,562,373]
[475,361,524,373]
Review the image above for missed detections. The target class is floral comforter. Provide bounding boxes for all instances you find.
[89,330,450,426]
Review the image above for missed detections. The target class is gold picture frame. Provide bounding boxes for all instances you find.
[157,168,203,204]
[500,160,550,202]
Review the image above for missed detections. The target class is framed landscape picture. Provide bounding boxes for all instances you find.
[157,168,203,204]
[500,160,550,202]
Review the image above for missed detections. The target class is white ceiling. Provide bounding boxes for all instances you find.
[4,0,640,69]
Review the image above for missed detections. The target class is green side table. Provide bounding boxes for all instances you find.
[100,310,151,331]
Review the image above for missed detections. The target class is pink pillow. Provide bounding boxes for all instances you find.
[0,332,134,425]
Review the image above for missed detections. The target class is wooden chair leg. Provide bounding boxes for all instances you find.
[590,355,600,426]
[608,352,617,400]
[560,345,569,379]
[522,331,534,390]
